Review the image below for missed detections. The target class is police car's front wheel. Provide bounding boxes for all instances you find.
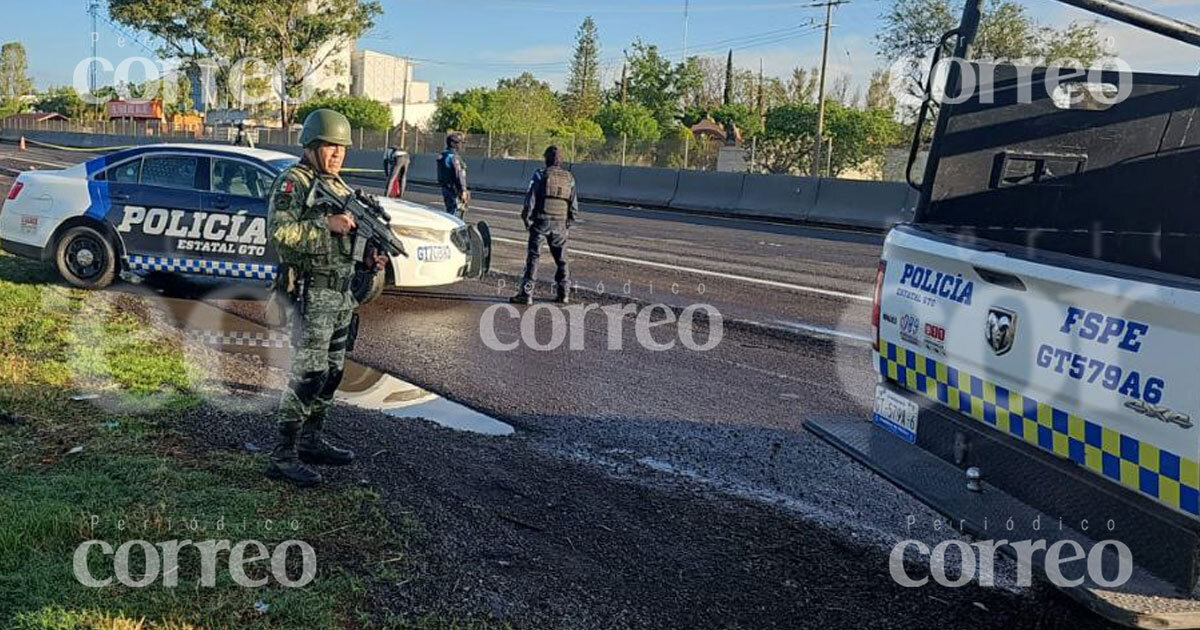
[55,225,116,289]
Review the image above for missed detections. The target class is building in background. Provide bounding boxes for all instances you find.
[351,50,437,131]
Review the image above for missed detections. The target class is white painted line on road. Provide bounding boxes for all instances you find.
[756,319,872,343]
[491,235,872,302]
[0,154,72,169]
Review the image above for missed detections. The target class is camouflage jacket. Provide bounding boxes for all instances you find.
[267,161,356,277]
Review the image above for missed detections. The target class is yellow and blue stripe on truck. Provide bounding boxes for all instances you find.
[879,341,1200,517]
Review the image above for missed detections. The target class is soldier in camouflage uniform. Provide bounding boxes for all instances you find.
[265,108,387,487]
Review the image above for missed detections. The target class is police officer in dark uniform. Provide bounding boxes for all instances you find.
[511,145,578,305]
[437,132,468,217]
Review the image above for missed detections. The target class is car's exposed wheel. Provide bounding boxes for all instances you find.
[351,264,386,305]
[54,225,117,289]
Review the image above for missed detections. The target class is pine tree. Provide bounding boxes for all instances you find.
[565,16,602,121]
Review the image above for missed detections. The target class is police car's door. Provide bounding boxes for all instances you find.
[200,157,275,281]
[119,152,205,272]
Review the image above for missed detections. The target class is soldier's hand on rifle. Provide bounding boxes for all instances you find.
[372,252,388,272]
[327,213,356,235]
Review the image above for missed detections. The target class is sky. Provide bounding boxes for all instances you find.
[7,0,1200,97]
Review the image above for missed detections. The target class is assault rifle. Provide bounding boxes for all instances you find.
[309,180,409,263]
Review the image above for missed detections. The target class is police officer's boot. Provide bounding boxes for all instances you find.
[509,292,533,305]
[298,414,356,466]
[554,286,570,305]
[265,422,322,487]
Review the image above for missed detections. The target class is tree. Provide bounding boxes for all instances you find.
[866,68,897,111]
[232,0,382,124]
[595,102,660,141]
[624,39,682,132]
[295,94,391,131]
[565,16,602,121]
[35,87,87,119]
[753,102,902,176]
[788,67,819,104]
[112,0,383,122]
[485,72,563,135]
[0,42,33,115]
[877,0,1112,102]
[431,87,490,132]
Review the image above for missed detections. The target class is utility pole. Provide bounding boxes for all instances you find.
[620,62,628,104]
[811,0,847,177]
[399,58,411,150]
[89,0,100,118]
[682,0,691,62]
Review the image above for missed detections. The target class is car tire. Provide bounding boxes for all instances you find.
[54,225,117,290]
[352,265,386,305]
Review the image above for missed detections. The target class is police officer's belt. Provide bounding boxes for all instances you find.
[306,271,352,292]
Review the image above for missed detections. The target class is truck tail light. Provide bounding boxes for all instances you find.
[871,260,886,351]
[6,181,23,201]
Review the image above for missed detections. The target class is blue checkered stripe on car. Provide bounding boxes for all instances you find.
[879,340,1200,518]
[126,255,276,280]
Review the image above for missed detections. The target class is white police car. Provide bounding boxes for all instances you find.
[0,143,490,303]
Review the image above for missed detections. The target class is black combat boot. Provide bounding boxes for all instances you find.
[298,415,356,466]
[554,288,570,305]
[509,293,533,305]
[265,422,322,487]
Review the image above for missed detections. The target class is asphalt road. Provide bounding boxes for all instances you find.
[0,143,1115,628]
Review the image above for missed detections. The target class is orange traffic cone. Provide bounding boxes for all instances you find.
[18,136,26,151]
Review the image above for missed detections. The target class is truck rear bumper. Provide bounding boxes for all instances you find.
[805,382,1200,628]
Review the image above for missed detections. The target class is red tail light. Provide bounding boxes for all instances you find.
[6,181,23,201]
[871,260,886,351]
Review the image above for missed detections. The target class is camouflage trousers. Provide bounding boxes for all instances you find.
[278,287,356,425]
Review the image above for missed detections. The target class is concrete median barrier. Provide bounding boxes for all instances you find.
[408,153,437,184]
[0,129,918,231]
[809,178,916,229]
[669,170,746,214]
[736,174,817,221]
[473,158,531,194]
[567,162,622,203]
[616,165,680,208]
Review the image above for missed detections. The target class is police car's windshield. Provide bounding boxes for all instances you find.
[266,157,299,173]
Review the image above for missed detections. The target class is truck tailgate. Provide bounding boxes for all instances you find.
[878,225,1200,519]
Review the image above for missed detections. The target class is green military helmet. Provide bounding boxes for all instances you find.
[299,108,353,148]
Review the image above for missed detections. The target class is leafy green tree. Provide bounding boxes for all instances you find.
[485,72,563,134]
[111,0,383,123]
[624,39,682,132]
[754,102,901,176]
[788,67,819,104]
[0,42,33,116]
[877,0,1112,102]
[295,94,391,131]
[35,86,87,119]
[431,88,491,133]
[555,117,604,141]
[595,101,660,141]
[824,104,903,176]
[565,16,602,122]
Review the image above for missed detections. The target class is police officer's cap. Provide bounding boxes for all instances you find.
[299,109,353,148]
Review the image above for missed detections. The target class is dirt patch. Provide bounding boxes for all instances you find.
[182,400,1118,630]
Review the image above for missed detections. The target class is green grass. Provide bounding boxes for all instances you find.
[0,254,470,629]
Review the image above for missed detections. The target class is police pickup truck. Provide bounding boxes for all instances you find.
[805,0,1200,625]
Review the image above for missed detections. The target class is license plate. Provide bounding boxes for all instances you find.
[873,385,919,443]
[417,245,452,262]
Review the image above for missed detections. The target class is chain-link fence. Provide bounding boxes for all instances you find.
[2,116,910,180]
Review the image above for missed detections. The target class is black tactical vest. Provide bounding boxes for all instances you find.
[539,167,574,220]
